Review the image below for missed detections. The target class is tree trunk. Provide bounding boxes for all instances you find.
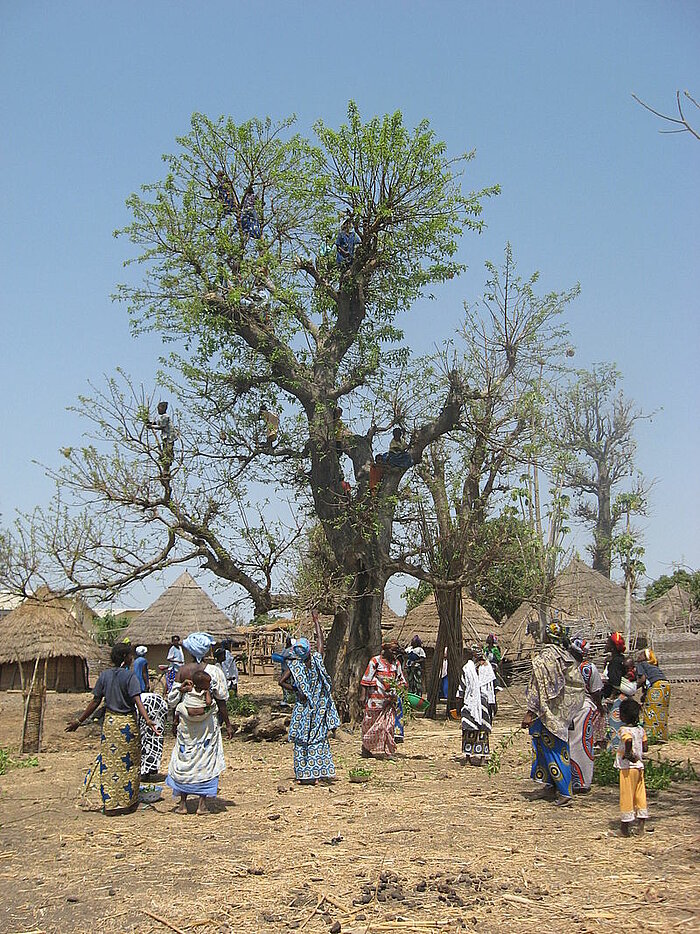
[593,474,612,578]
[326,561,387,721]
[425,586,463,718]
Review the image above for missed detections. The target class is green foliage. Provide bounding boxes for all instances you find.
[486,727,523,776]
[226,694,259,717]
[670,725,700,743]
[644,569,700,607]
[471,511,543,622]
[292,523,353,613]
[92,610,128,647]
[593,748,699,790]
[349,766,372,779]
[402,580,432,615]
[0,748,39,776]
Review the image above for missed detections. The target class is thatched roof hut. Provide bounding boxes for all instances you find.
[0,596,100,691]
[121,572,236,667]
[385,593,497,651]
[500,558,659,662]
[648,585,697,634]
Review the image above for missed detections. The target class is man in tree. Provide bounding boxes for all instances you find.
[335,214,360,267]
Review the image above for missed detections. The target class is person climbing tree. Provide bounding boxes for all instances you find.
[214,170,237,216]
[376,427,413,468]
[148,401,176,475]
[335,215,360,267]
[260,407,280,447]
[241,184,262,240]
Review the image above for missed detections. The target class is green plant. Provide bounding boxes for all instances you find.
[670,725,700,743]
[593,748,699,790]
[486,727,523,776]
[0,747,39,776]
[226,694,259,717]
[349,766,372,779]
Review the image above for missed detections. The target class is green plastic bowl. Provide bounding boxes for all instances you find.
[407,692,429,711]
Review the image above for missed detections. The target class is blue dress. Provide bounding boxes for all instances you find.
[287,653,340,780]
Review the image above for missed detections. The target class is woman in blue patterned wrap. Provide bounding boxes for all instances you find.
[280,617,340,785]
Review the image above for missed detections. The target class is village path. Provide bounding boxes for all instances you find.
[0,681,698,934]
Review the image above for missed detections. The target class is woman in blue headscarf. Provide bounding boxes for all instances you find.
[280,618,340,785]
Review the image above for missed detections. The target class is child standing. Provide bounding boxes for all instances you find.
[615,698,650,836]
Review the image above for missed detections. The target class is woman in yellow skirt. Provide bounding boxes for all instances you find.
[67,643,161,814]
[635,649,671,742]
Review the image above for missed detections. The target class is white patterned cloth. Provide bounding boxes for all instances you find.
[138,692,168,776]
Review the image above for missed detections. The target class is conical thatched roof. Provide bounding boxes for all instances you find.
[385,593,497,649]
[648,585,697,633]
[500,558,660,660]
[122,572,235,646]
[0,596,99,665]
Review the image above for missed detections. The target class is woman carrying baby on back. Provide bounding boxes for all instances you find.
[166,633,231,815]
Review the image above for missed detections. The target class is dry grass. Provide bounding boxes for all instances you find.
[0,680,698,934]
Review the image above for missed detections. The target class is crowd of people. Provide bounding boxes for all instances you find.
[67,619,670,835]
[521,624,669,833]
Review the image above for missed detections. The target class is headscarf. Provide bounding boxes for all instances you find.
[643,647,658,666]
[135,645,148,657]
[292,637,311,660]
[609,631,626,653]
[410,635,422,648]
[570,636,589,658]
[544,621,567,645]
[183,632,216,663]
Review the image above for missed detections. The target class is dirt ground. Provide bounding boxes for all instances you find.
[0,679,698,934]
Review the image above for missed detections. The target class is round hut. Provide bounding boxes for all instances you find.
[121,571,237,668]
[0,596,98,692]
[385,592,498,690]
[499,558,660,681]
[0,595,100,752]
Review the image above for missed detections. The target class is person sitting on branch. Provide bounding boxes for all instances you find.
[240,184,262,240]
[335,214,360,267]
[214,170,237,216]
[376,427,413,469]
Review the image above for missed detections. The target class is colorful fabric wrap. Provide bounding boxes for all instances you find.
[362,706,397,756]
[529,718,572,798]
[526,645,585,742]
[642,680,671,742]
[609,631,626,652]
[98,711,140,813]
[287,653,340,780]
[165,775,219,797]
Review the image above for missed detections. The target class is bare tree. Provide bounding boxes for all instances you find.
[556,364,652,578]
[632,90,699,141]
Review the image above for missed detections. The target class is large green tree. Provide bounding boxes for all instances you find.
[3,105,497,717]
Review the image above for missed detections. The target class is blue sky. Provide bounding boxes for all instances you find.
[0,1,698,612]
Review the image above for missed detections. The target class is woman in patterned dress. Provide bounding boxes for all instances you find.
[66,643,161,815]
[360,643,406,759]
[521,623,584,808]
[283,635,340,785]
[636,649,671,742]
[138,692,169,779]
[568,636,605,792]
[458,647,491,766]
